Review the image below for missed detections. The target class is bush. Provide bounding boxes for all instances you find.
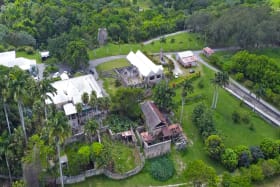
[235,72,244,81]
[232,111,241,123]
[244,80,254,89]
[149,156,175,181]
[24,46,35,54]
[0,45,5,52]
[198,79,204,89]
[170,38,175,43]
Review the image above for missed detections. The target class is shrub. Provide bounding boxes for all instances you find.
[149,156,175,181]
[24,46,35,54]
[0,45,5,52]
[244,80,254,89]
[241,113,250,124]
[198,79,204,89]
[232,111,241,123]
[235,72,244,81]
[170,38,175,43]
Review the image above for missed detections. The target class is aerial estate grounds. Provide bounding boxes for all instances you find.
[68,57,279,187]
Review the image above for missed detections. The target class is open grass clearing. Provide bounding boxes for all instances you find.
[69,62,279,187]
[95,58,130,72]
[16,51,42,64]
[89,33,204,59]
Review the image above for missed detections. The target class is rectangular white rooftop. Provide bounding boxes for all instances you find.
[46,74,103,105]
[126,50,163,77]
[63,103,77,116]
[0,51,36,71]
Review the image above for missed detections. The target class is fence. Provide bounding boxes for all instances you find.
[57,151,145,184]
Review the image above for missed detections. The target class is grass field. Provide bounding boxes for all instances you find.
[16,51,42,64]
[89,32,204,59]
[69,61,279,187]
[270,0,280,10]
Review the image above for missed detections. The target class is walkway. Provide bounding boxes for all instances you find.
[142,30,189,45]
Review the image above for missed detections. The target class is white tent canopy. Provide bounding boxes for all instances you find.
[126,50,163,78]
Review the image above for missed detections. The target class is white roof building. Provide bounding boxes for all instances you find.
[0,51,36,71]
[46,74,103,107]
[126,50,163,78]
[40,51,50,58]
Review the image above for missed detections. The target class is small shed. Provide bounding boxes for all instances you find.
[203,47,214,57]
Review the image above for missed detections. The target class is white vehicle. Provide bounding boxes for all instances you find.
[174,73,179,78]
[52,72,60,78]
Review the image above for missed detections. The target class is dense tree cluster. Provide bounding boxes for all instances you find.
[192,103,216,139]
[188,5,280,48]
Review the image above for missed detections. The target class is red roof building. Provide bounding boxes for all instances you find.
[203,47,214,57]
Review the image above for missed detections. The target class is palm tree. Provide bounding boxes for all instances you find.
[75,103,83,124]
[46,112,71,187]
[89,91,97,117]
[9,68,29,143]
[84,119,99,142]
[180,80,194,123]
[37,79,57,120]
[0,132,12,185]
[1,75,12,135]
[81,92,89,120]
[211,71,229,109]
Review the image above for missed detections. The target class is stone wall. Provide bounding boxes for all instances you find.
[143,140,171,159]
[57,150,145,184]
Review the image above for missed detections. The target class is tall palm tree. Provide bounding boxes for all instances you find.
[76,103,83,124]
[46,112,71,187]
[81,92,89,120]
[9,68,29,143]
[211,71,229,109]
[37,79,57,120]
[1,75,11,135]
[89,91,97,116]
[84,119,99,142]
[180,80,194,124]
[0,132,12,185]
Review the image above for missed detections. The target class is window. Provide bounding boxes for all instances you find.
[150,76,155,80]
[156,74,161,79]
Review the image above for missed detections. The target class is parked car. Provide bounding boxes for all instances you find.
[52,72,60,78]
[189,69,195,74]
[174,73,179,78]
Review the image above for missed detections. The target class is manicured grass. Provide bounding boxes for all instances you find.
[95,59,130,96]
[16,51,42,64]
[89,33,204,59]
[69,63,279,187]
[95,58,130,72]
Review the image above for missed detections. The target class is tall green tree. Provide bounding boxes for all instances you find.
[222,148,238,172]
[185,160,218,187]
[152,80,176,112]
[9,68,29,143]
[180,80,194,123]
[65,40,89,70]
[205,134,225,160]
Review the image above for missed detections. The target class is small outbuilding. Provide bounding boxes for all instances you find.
[176,51,197,68]
[203,47,214,57]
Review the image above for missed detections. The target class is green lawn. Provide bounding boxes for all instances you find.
[16,51,42,64]
[69,62,279,187]
[95,58,130,72]
[96,58,130,96]
[270,0,280,10]
[89,32,204,59]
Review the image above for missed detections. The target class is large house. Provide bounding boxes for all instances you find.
[126,50,164,85]
[46,74,104,130]
[0,51,37,73]
[176,51,197,67]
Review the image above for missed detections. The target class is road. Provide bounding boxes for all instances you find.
[142,30,190,45]
[165,54,183,75]
[194,49,280,126]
